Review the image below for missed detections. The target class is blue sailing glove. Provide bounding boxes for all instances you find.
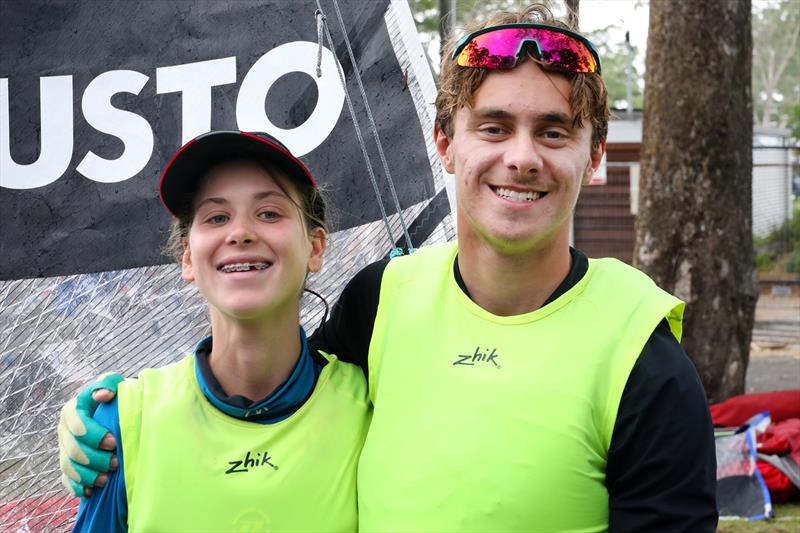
[58,372,124,497]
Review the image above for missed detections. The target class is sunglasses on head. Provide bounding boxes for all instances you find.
[452,23,601,74]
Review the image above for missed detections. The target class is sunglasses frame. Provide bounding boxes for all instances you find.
[452,23,602,74]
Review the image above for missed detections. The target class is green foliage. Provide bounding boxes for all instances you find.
[754,198,800,272]
[408,0,440,34]
[790,101,800,142]
[755,251,777,272]
[790,198,800,250]
[584,26,643,110]
[752,0,800,128]
[786,249,800,273]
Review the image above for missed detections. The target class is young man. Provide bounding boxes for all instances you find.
[60,5,717,531]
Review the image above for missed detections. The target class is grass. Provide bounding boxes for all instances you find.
[718,501,800,532]
[754,197,800,276]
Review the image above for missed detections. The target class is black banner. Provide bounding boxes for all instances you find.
[0,0,435,279]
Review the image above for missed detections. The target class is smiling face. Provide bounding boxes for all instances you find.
[180,161,326,321]
[436,60,604,256]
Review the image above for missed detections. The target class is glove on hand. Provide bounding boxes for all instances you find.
[58,372,124,497]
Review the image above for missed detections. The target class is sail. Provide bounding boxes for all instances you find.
[0,1,453,529]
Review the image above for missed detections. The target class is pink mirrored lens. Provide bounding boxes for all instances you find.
[456,27,597,73]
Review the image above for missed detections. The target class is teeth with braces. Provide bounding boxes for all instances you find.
[220,262,270,273]
[493,187,544,202]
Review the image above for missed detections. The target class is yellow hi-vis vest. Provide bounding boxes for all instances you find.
[118,352,370,533]
[357,242,683,532]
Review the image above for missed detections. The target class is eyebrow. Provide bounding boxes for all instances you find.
[194,190,290,211]
[537,112,572,125]
[471,108,573,126]
[471,108,515,121]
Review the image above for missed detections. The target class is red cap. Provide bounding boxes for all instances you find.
[159,130,317,218]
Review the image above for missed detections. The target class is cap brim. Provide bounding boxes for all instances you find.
[159,131,316,218]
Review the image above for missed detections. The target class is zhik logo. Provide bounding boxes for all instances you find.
[226,450,279,475]
[453,346,501,369]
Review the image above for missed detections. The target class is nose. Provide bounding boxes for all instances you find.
[504,133,542,176]
[226,215,256,245]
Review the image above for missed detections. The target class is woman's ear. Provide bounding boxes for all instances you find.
[307,227,327,273]
[181,242,195,283]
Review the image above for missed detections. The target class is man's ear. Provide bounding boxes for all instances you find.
[181,243,195,283]
[307,227,327,273]
[434,124,455,174]
[582,139,606,186]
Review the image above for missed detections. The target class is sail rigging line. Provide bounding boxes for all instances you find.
[327,0,415,254]
[315,9,325,78]
[314,7,398,254]
[315,1,415,257]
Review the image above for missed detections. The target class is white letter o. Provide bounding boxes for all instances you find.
[236,41,344,157]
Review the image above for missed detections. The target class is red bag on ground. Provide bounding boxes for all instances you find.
[756,460,797,503]
[758,419,800,466]
[712,393,800,503]
[710,390,800,427]
[757,419,800,502]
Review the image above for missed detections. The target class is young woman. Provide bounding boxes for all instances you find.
[72,131,369,532]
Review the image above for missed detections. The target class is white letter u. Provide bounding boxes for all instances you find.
[1,76,74,190]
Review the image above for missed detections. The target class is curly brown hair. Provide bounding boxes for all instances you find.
[162,161,327,263]
[435,4,609,149]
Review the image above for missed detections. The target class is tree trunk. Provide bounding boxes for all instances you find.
[635,0,757,403]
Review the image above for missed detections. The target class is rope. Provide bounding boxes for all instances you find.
[315,9,325,78]
[314,4,400,255]
[328,0,415,253]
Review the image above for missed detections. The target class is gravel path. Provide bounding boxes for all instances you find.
[746,292,800,393]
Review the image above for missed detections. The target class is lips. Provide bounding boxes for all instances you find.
[491,186,547,202]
